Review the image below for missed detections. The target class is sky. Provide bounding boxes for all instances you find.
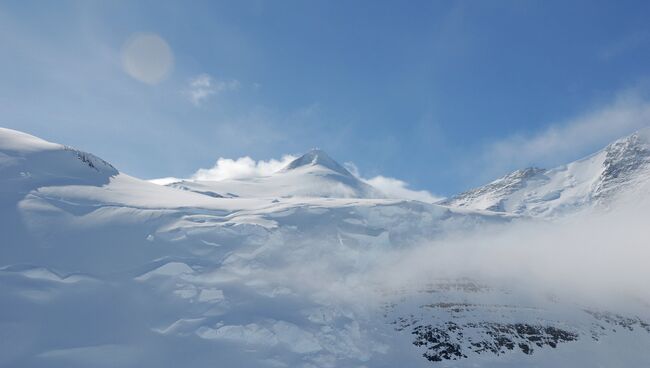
[1,0,650,197]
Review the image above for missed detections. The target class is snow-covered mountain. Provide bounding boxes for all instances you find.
[0,127,117,191]
[164,149,384,199]
[442,128,650,217]
[1,127,649,368]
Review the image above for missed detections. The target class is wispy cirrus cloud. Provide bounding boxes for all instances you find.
[598,31,650,61]
[481,88,650,177]
[184,74,240,106]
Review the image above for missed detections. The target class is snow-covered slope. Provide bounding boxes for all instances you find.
[1,127,649,368]
[443,128,650,216]
[164,149,384,199]
[0,127,117,191]
[0,127,511,367]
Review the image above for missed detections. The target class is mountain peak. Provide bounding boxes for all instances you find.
[282,149,353,176]
[503,167,546,181]
[444,128,650,216]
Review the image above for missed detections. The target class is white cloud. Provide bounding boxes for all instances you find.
[484,89,650,174]
[184,74,240,106]
[156,153,442,202]
[191,155,297,181]
[344,162,443,202]
[365,176,442,203]
[342,162,361,177]
[371,181,650,302]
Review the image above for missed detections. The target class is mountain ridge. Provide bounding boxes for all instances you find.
[442,128,650,216]
[1,126,649,367]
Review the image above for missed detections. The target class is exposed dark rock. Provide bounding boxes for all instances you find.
[406,320,578,362]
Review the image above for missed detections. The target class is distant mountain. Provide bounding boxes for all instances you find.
[443,128,650,217]
[281,149,352,176]
[166,149,385,199]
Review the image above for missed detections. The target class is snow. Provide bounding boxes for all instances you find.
[281,149,351,176]
[443,129,650,217]
[149,176,183,185]
[1,127,649,367]
[162,149,384,199]
[0,127,61,153]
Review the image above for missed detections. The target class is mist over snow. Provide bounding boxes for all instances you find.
[367,185,650,306]
[236,174,650,311]
[3,127,650,367]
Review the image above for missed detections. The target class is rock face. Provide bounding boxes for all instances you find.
[410,322,578,361]
[442,167,547,213]
[593,130,650,199]
[385,279,650,365]
[443,129,650,217]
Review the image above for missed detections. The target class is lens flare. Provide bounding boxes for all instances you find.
[121,33,173,84]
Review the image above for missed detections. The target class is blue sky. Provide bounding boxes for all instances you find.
[2,0,650,196]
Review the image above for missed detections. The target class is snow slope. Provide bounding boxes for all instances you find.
[163,149,385,199]
[0,127,117,191]
[1,127,649,368]
[443,128,650,216]
[0,128,504,367]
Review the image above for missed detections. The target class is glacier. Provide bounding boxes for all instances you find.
[1,127,650,367]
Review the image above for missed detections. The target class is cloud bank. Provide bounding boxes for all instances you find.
[232,178,650,311]
[370,181,650,305]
